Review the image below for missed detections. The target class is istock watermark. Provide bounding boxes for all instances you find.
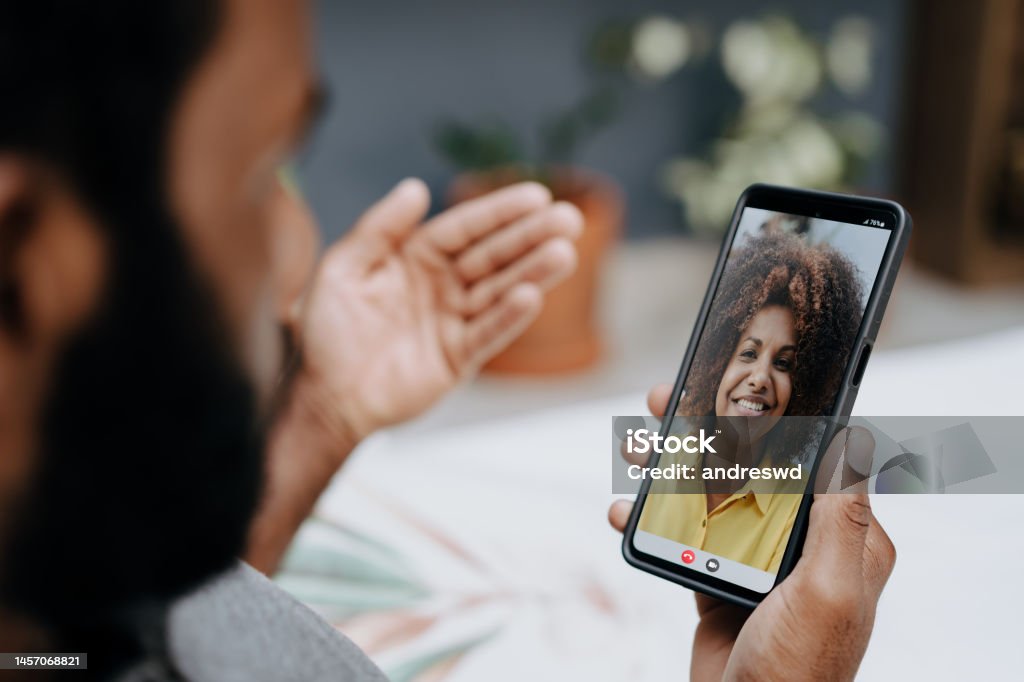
[625,428,718,455]
[622,426,806,482]
[611,415,1018,495]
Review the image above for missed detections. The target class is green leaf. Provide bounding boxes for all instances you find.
[275,573,428,618]
[587,20,635,71]
[434,120,523,172]
[281,543,421,589]
[275,516,431,617]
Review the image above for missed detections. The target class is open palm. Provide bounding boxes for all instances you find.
[297,178,582,441]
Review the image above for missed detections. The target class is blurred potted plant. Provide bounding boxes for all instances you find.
[435,18,700,373]
[437,93,623,374]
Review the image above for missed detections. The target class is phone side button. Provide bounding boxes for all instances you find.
[850,343,872,387]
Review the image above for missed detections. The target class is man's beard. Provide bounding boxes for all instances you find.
[0,205,266,656]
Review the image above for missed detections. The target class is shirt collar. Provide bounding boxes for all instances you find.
[751,490,773,515]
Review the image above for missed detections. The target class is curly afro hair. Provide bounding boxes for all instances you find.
[679,226,865,420]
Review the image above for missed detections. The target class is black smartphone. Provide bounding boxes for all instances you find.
[621,184,911,608]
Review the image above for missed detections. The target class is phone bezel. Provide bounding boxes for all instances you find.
[621,184,912,608]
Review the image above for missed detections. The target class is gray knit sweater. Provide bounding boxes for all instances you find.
[117,562,388,681]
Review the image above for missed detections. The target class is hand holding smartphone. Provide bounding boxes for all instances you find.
[621,184,911,607]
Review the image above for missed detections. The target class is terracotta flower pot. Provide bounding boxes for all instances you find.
[448,166,624,374]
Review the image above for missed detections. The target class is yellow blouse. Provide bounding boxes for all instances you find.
[637,456,802,574]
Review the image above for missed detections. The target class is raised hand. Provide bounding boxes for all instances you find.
[295,178,582,447]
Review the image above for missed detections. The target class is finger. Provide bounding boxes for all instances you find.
[463,237,576,315]
[841,426,875,491]
[862,511,897,601]
[814,428,850,493]
[647,383,675,417]
[693,593,749,626]
[620,436,648,466]
[691,593,748,682]
[455,201,583,283]
[801,493,871,595]
[460,282,542,372]
[614,384,676,466]
[424,182,552,254]
[346,178,431,267]
[814,426,875,493]
[608,499,632,533]
[694,593,723,617]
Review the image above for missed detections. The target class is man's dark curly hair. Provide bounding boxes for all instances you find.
[679,226,865,419]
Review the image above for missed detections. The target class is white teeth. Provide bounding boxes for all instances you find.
[737,398,767,412]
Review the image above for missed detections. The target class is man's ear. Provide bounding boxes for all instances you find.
[0,159,33,336]
[0,157,107,349]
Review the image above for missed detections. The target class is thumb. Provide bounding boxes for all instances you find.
[814,425,876,493]
[802,426,876,585]
[798,493,871,596]
[345,178,431,267]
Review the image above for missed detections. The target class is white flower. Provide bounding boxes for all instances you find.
[632,16,692,80]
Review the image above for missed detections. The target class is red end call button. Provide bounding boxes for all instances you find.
[681,550,696,564]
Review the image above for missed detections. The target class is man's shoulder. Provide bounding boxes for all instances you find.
[163,561,386,682]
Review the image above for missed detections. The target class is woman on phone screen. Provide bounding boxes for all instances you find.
[638,226,864,573]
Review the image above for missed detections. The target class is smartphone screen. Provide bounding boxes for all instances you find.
[625,186,909,601]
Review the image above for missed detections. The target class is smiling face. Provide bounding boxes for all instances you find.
[714,305,796,437]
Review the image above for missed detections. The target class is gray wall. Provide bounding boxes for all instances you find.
[299,0,907,242]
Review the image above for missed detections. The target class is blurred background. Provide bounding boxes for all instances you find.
[303,0,905,240]
[292,0,1024,413]
[278,1,1024,680]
